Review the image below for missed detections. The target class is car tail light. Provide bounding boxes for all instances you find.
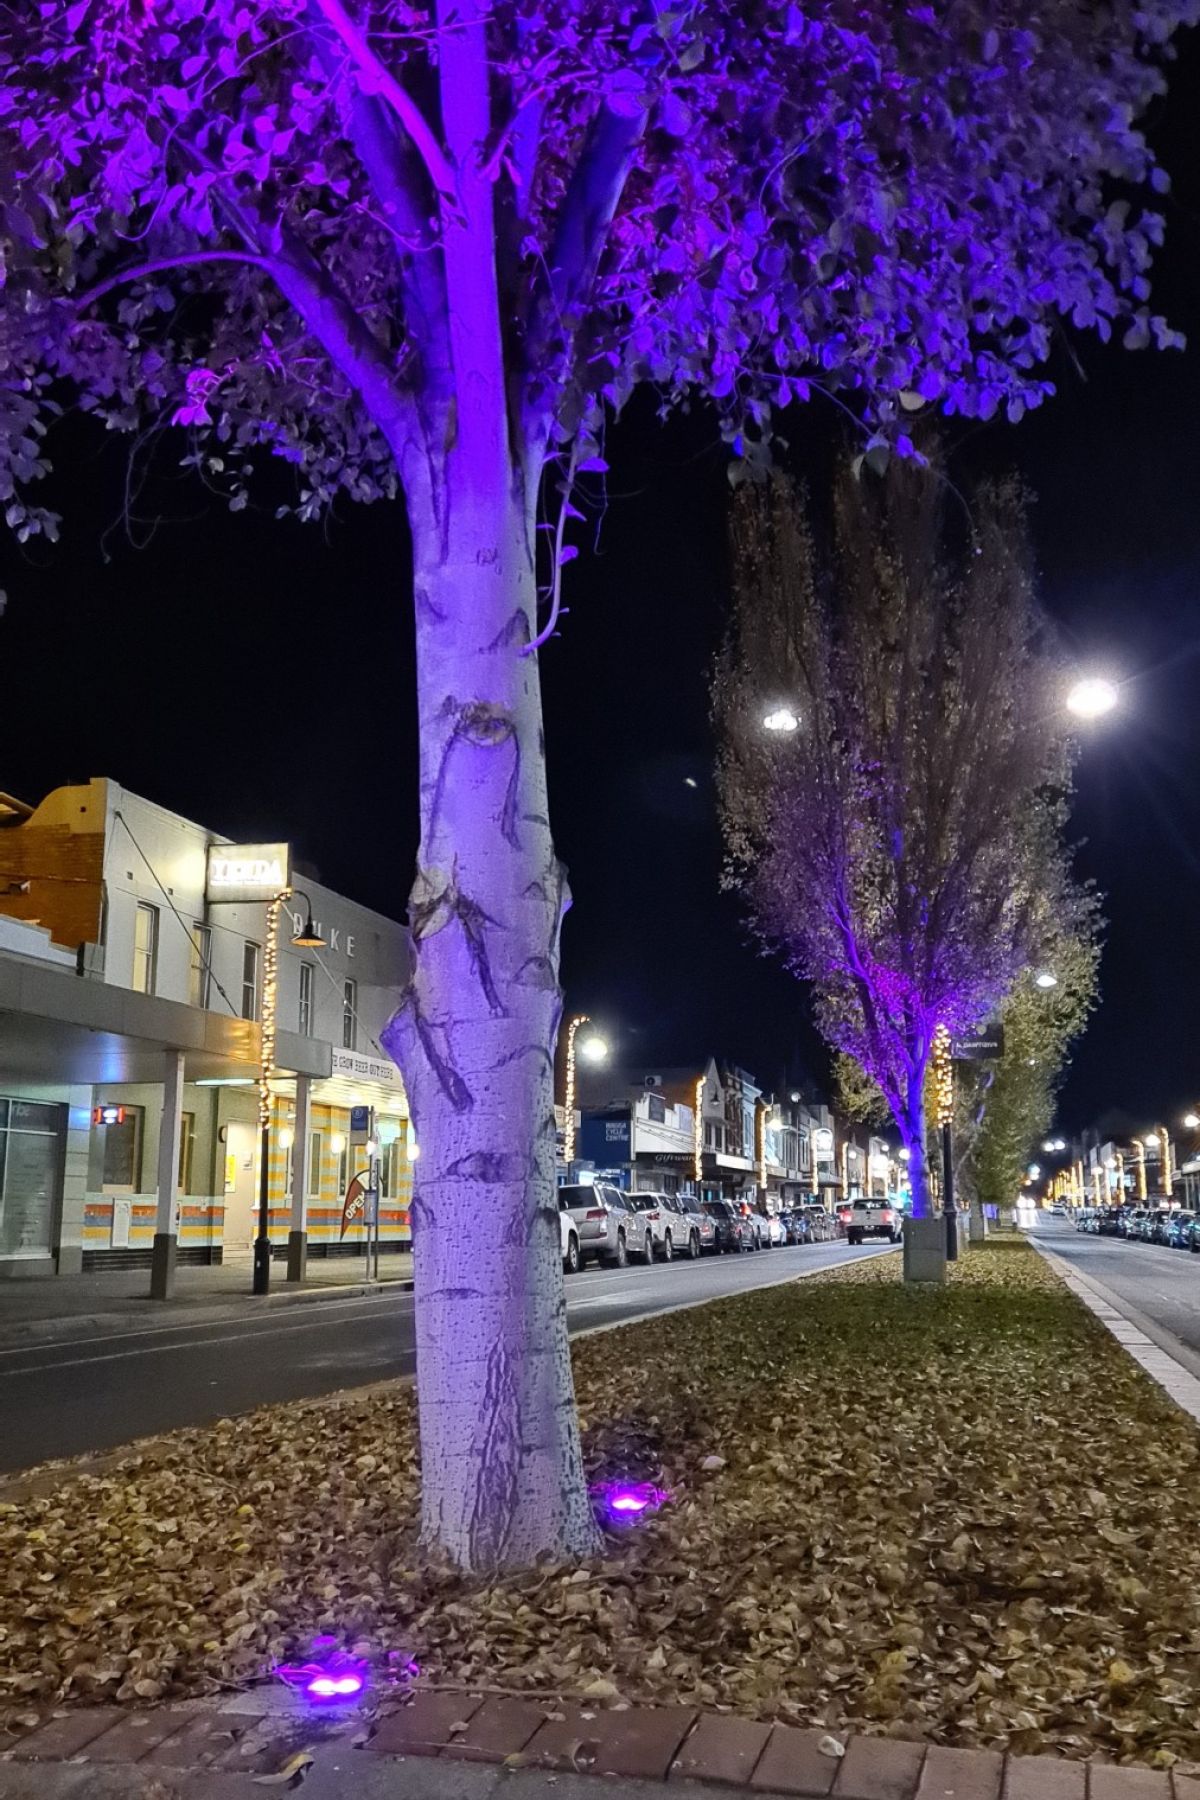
[585,1209,606,1220]
[646,1211,660,1220]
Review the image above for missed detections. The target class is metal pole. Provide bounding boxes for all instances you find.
[942,1119,958,1262]
[253,1118,272,1295]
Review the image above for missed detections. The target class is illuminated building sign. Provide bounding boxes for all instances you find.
[812,1127,834,1154]
[205,842,292,905]
[93,1104,125,1126]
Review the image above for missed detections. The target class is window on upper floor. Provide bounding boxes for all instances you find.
[132,902,159,995]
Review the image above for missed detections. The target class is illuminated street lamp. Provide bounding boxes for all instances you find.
[1066,676,1119,720]
[762,706,800,733]
[1034,970,1058,990]
[1184,1112,1200,1131]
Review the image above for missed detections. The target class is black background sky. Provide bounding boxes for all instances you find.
[2,32,1199,1138]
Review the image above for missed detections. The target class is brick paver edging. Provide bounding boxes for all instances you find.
[4,1688,1198,1800]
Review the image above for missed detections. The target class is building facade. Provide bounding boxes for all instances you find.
[0,778,413,1280]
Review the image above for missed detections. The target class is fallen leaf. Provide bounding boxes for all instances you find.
[252,1749,314,1788]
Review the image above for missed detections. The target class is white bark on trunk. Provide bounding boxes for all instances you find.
[904,1069,932,1218]
[383,478,601,1572]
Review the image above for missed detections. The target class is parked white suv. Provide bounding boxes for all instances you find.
[559,1183,653,1268]
[629,1192,704,1260]
[846,1199,901,1244]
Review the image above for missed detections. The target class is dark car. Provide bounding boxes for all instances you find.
[1166,1209,1198,1249]
[702,1199,755,1253]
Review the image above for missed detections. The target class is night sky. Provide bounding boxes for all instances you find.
[2,32,1199,1139]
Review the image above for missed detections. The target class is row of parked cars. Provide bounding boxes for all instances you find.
[1073,1203,1200,1250]
[557,1183,848,1271]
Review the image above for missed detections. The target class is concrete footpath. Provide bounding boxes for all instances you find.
[0,1253,414,1348]
[1,1682,1189,1800]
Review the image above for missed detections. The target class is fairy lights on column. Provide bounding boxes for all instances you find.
[258,892,286,1131]
[933,1023,954,1130]
[562,1014,587,1166]
[757,1102,767,1195]
[693,1076,705,1187]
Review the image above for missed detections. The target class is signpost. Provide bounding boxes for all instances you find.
[950,1025,1005,1061]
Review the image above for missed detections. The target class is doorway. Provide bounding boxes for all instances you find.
[223,1121,258,1252]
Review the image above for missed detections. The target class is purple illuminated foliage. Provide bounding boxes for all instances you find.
[716,462,1082,1216]
[0,0,1192,1569]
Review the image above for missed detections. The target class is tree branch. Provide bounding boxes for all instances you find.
[73,251,269,312]
[310,0,455,200]
[522,100,645,433]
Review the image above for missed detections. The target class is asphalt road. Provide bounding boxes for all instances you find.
[0,1240,892,1474]
[1032,1214,1200,1360]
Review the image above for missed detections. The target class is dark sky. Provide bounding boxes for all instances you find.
[2,32,1199,1138]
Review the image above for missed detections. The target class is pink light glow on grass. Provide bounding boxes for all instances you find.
[590,1480,667,1524]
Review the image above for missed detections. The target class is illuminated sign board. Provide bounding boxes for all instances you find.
[205,842,292,905]
[812,1127,834,1153]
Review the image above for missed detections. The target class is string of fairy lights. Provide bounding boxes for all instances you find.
[258,892,286,1132]
[932,1023,954,1130]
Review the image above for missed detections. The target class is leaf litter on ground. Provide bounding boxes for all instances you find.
[3,1236,1200,1766]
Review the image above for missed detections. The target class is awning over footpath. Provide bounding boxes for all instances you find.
[0,954,330,1088]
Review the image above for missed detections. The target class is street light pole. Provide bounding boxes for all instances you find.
[933,1023,957,1261]
[252,892,285,1297]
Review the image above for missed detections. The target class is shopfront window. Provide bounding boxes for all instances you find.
[178,1112,195,1193]
[102,1106,143,1192]
[0,1098,63,1259]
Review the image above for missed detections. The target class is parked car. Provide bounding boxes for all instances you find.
[628,1191,705,1260]
[703,1199,756,1253]
[666,1192,717,1255]
[558,1183,652,1268]
[804,1204,838,1241]
[763,1214,786,1247]
[1049,1202,1068,1217]
[1148,1208,1177,1245]
[847,1198,902,1244]
[559,1192,582,1272]
[1115,1206,1149,1238]
[779,1211,808,1244]
[1166,1209,1199,1249]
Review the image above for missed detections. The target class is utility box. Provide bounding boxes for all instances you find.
[903,1215,946,1284]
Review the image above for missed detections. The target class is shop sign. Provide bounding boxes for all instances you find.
[206,842,292,904]
[951,1025,1005,1060]
[331,1048,403,1087]
[812,1127,834,1153]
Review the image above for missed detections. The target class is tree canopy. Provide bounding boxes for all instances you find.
[0,0,1194,545]
[715,458,1081,1211]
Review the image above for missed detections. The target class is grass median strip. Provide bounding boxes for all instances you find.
[3,1237,1200,1765]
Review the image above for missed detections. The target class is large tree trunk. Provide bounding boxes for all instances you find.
[383,475,601,1572]
[903,1068,933,1218]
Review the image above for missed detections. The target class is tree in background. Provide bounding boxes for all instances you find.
[960,900,1101,1215]
[716,461,1080,1217]
[0,0,1192,1566]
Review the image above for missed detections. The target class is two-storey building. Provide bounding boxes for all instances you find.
[0,778,413,1285]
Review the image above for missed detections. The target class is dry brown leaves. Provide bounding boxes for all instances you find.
[4,1238,1200,1766]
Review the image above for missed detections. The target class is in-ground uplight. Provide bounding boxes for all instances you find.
[590,1480,667,1525]
[275,1647,369,1705]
